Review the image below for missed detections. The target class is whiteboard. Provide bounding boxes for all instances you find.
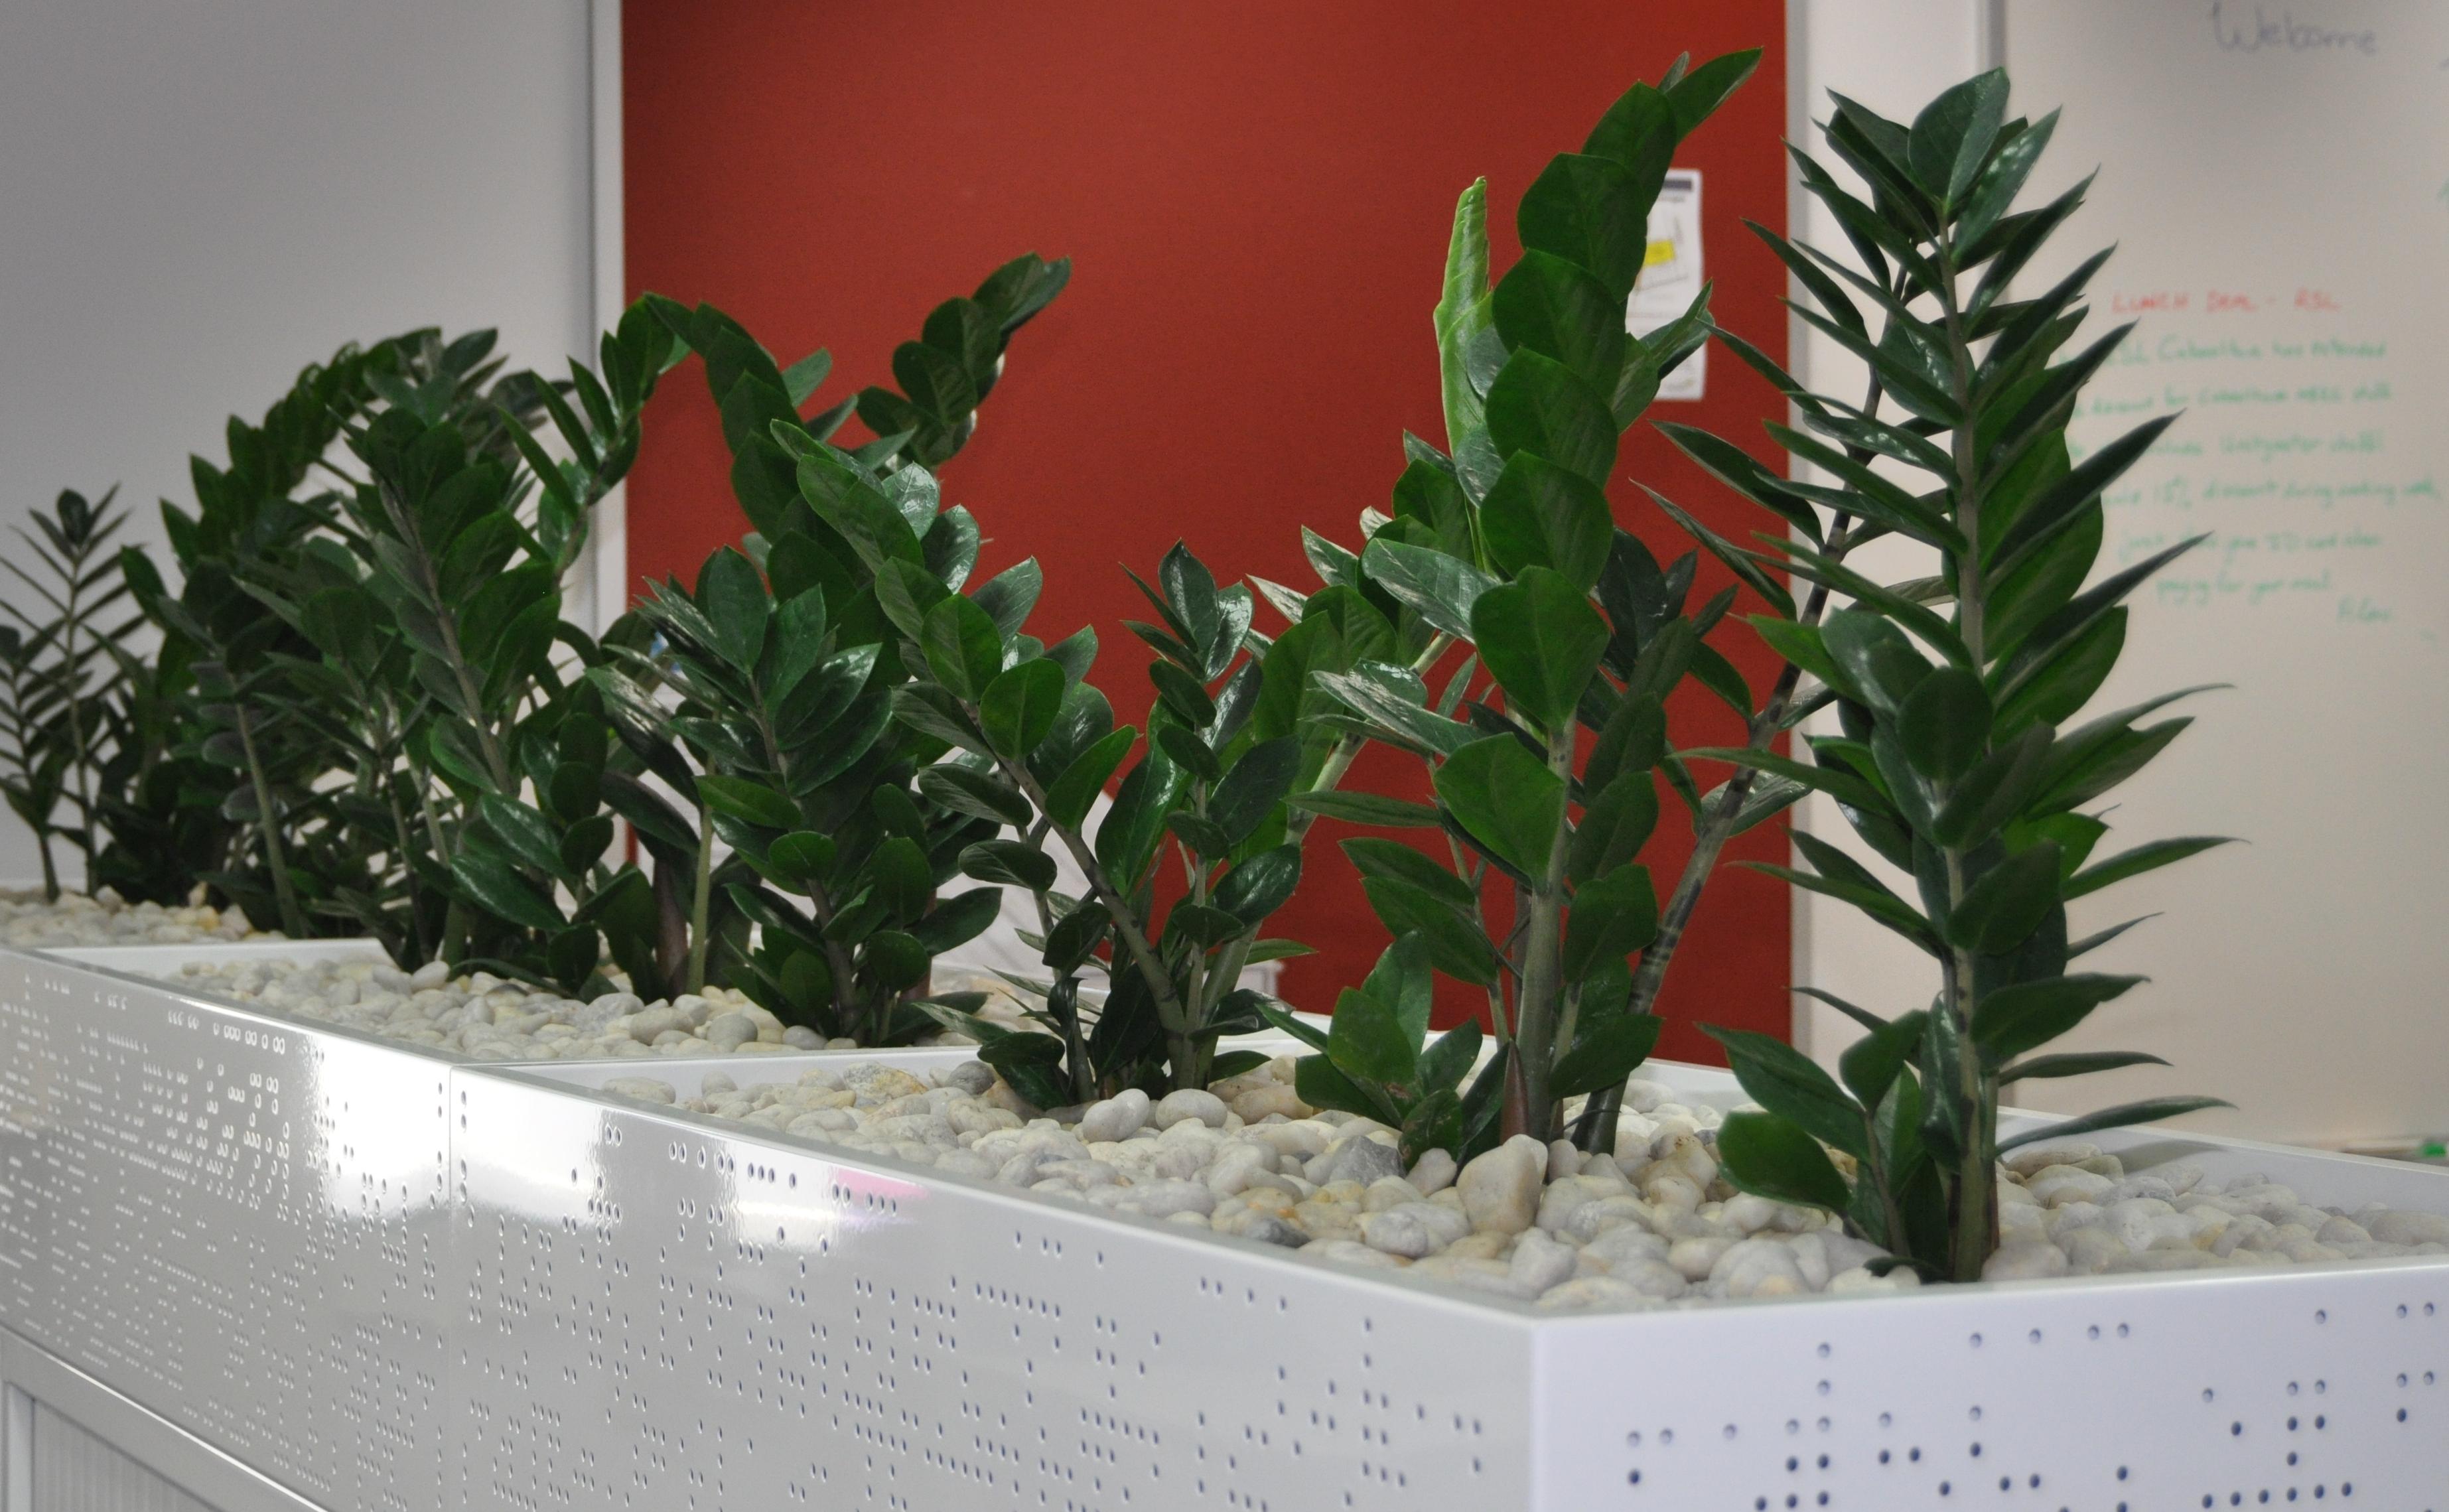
[1976,0,2449,1144]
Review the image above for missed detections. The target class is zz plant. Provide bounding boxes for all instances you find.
[1689,71,2231,1282]
[594,255,1068,1034]
[330,310,681,989]
[0,487,142,900]
[898,535,1303,1103]
[122,336,411,935]
[1273,51,1758,1149]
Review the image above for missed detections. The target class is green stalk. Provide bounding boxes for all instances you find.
[35,828,59,905]
[387,782,430,963]
[1510,717,1577,1140]
[984,735,1192,1081]
[233,703,307,937]
[1017,819,1097,1103]
[58,559,100,882]
[1575,347,1898,1153]
[1937,220,1998,1282]
[685,795,713,993]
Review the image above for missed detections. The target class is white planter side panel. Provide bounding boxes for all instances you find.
[44,941,396,972]
[457,1061,2449,1512]
[1535,1263,2446,1508]
[453,1065,1535,1512]
[0,952,454,1512]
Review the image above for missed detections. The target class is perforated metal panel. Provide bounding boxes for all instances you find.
[0,951,454,1512]
[453,1054,1533,1512]
[458,1057,2449,1512]
[3,949,2445,1512]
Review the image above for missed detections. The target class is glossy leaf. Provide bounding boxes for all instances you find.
[1470,567,1608,732]
[1433,735,1566,878]
[1970,973,2143,1066]
[1704,1025,1870,1159]
[1996,1095,2233,1153]
[979,659,1066,759]
[1715,1111,1851,1213]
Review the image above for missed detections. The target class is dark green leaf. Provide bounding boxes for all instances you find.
[1296,1050,1393,1123]
[1563,864,1658,983]
[978,659,1066,758]
[960,839,1058,890]
[696,774,799,832]
[1550,1011,1663,1098]
[1971,973,2144,1066]
[1209,735,1300,843]
[1996,1096,2232,1153]
[1324,987,1418,1098]
[1492,249,1628,395]
[2063,836,2231,900]
[1896,667,1991,785]
[1470,567,1608,732]
[1214,845,1301,924]
[1837,1008,1927,1109]
[1361,539,1497,642]
[1433,734,1567,877]
[2000,1049,2168,1083]
[1569,770,1659,886]
[1714,1111,1851,1213]
[766,831,837,890]
[1945,841,2062,955]
[920,594,1005,701]
[1043,725,1137,830]
[1517,151,1650,299]
[1364,932,1435,1048]
[1906,68,2008,202]
[451,853,568,933]
[916,764,1034,827]
[1703,1025,1868,1158]
[696,547,770,672]
[1286,790,1440,829]
[912,888,1001,955]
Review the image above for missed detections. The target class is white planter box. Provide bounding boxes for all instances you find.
[0,941,1311,1511]
[451,1054,2449,1511]
[5,941,2444,1512]
[0,939,457,1512]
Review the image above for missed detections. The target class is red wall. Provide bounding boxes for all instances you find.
[623,0,1794,1060]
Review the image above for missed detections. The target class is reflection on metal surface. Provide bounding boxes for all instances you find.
[457,1061,1529,1511]
[460,1059,2449,1510]
[0,953,451,1512]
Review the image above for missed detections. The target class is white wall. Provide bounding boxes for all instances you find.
[0,0,606,888]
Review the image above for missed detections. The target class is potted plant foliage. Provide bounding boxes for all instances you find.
[1676,70,2235,1281]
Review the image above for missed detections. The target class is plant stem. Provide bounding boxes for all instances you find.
[387,782,430,964]
[1509,718,1577,1141]
[58,551,99,882]
[1574,352,1896,1151]
[234,703,307,937]
[1937,222,2000,1282]
[985,736,1192,1082]
[685,796,712,993]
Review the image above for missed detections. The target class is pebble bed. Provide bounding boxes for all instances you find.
[1,889,262,948]
[598,1057,2449,1313]
[151,954,1031,1061]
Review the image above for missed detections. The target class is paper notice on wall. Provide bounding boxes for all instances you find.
[1628,169,1704,399]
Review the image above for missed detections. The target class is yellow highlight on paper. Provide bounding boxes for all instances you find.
[1644,238,1677,268]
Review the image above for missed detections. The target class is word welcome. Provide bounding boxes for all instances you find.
[2209,1,2379,57]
